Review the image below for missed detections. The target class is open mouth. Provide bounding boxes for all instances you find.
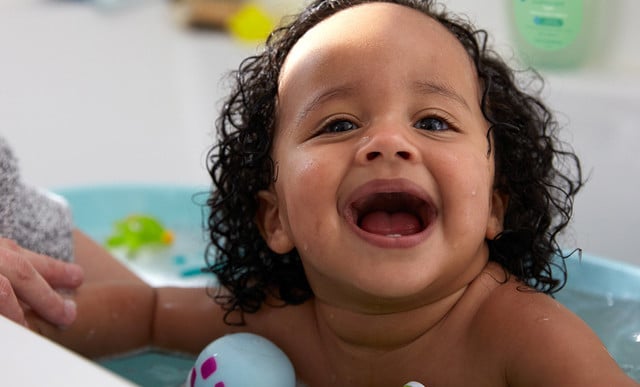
[349,191,435,238]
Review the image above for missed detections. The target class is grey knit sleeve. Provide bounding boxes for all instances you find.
[0,136,74,262]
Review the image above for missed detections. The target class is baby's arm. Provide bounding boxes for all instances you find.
[28,231,230,358]
[72,229,146,284]
[31,285,233,358]
[22,229,153,357]
[32,283,234,359]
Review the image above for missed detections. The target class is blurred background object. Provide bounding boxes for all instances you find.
[508,0,609,69]
[174,0,302,41]
[174,0,244,30]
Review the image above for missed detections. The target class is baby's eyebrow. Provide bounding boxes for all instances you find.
[295,84,357,125]
[412,80,470,111]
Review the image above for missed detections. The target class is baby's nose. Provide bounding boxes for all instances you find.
[356,125,419,164]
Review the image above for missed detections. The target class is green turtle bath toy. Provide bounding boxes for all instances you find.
[106,214,173,257]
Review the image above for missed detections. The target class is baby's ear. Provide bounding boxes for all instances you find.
[256,189,295,254]
[486,189,509,240]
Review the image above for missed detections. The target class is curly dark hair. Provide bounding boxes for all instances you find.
[205,0,583,324]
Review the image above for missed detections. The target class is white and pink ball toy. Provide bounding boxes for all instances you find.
[186,333,296,387]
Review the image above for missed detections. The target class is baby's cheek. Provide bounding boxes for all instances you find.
[293,157,320,180]
[288,153,331,190]
[283,156,335,231]
[445,154,495,224]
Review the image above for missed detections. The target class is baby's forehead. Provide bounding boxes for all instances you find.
[278,2,479,97]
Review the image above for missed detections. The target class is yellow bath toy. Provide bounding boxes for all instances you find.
[106,214,174,257]
[227,3,275,42]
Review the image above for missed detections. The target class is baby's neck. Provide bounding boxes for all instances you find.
[314,285,467,352]
[302,265,507,385]
[306,287,468,385]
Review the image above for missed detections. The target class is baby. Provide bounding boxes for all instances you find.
[201,0,635,385]
[4,1,638,386]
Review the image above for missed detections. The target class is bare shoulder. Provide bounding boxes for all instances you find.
[468,263,638,387]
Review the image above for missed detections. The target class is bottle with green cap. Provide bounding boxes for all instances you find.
[510,0,605,69]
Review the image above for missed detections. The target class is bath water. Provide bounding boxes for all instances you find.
[556,288,640,381]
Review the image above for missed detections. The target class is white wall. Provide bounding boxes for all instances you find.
[1,0,639,265]
[1,0,254,187]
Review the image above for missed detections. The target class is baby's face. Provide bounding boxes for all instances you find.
[258,3,506,311]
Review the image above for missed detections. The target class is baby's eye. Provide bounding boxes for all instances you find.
[322,119,357,134]
[414,117,450,131]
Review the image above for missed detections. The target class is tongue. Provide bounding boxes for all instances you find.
[359,211,422,236]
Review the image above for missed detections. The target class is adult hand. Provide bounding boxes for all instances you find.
[0,238,83,329]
